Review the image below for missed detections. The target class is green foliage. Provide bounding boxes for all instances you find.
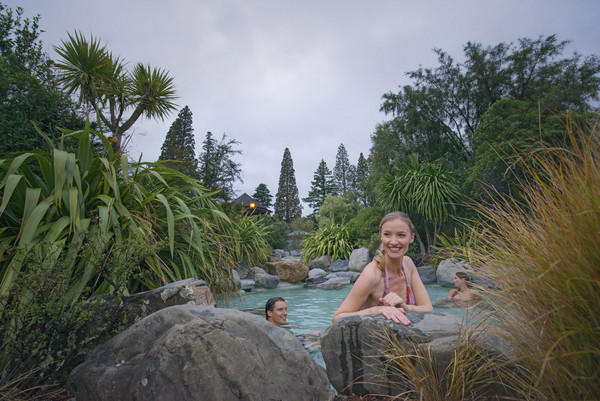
[316,195,359,228]
[303,159,336,215]
[252,183,273,209]
[301,222,353,263]
[158,105,199,179]
[346,206,385,249]
[378,154,460,253]
[0,122,250,300]
[468,119,600,399]
[197,131,242,202]
[375,35,600,207]
[0,2,84,154]
[259,216,288,250]
[54,31,177,150]
[0,236,156,395]
[274,147,302,223]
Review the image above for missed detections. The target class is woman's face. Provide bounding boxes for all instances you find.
[453,274,465,287]
[380,218,414,260]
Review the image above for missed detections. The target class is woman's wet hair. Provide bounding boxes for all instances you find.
[374,212,416,272]
[455,271,470,281]
[265,297,285,320]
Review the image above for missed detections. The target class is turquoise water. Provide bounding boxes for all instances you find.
[218,282,464,334]
[217,282,468,367]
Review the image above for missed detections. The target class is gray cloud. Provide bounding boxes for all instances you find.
[9,0,600,214]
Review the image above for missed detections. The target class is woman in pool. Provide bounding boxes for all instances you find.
[332,212,433,326]
[445,271,482,304]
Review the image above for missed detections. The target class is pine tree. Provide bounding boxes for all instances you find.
[158,106,198,178]
[274,148,302,223]
[253,183,273,209]
[198,131,242,202]
[303,160,336,215]
[356,152,375,206]
[333,143,350,196]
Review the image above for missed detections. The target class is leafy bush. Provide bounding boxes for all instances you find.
[301,222,353,263]
[346,206,384,249]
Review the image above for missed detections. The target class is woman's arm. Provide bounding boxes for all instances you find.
[332,263,410,325]
[446,289,458,301]
[403,257,434,312]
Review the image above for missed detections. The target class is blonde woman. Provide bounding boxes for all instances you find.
[332,212,433,326]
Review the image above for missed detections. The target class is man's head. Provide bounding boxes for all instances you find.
[265,297,287,327]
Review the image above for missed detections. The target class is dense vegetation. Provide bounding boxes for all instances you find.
[1,1,599,398]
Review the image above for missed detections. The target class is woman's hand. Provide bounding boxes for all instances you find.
[447,289,458,301]
[378,305,410,325]
[378,292,406,309]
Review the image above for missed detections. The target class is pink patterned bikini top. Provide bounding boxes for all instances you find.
[378,264,416,306]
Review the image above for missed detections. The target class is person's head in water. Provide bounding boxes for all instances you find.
[265,297,287,327]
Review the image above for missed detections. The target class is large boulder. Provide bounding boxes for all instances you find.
[69,305,335,401]
[86,279,215,344]
[416,265,436,284]
[266,260,309,283]
[328,259,349,272]
[348,248,373,272]
[436,258,474,287]
[322,313,461,396]
[308,255,332,270]
[253,273,280,289]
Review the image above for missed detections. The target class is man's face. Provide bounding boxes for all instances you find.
[268,301,287,327]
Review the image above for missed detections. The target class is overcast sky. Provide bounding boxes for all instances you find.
[8,0,600,214]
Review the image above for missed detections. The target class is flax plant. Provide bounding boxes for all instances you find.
[301,222,353,264]
[466,118,600,400]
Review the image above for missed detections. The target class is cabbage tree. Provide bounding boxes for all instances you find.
[54,31,177,151]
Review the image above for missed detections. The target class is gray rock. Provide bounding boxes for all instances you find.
[274,249,287,258]
[253,273,280,289]
[231,269,241,290]
[304,276,328,285]
[308,268,327,279]
[322,313,461,396]
[314,278,346,290]
[289,250,302,258]
[348,248,373,272]
[416,265,436,284]
[436,258,474,287]
[69,306,335,401]
[240,279,255,292]
[328,259,349,272]
[233,262,249,279]
[248,266,267,278]
[309,255,332,270]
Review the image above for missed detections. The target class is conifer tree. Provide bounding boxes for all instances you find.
[303,160,336,215]
[253,183,273,209]
[198,131,242,202]
[333,143,350,196]
[158,106,198,178]
[356,152,372,205]
[274,148,302,223]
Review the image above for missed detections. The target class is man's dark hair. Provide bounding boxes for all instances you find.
[265,297,285,319]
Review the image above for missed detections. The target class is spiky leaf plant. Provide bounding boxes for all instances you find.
[301,222,353,263]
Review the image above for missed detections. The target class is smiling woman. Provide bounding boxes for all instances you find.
[331,212,433,325]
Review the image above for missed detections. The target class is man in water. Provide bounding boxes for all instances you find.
[265,297,287,327]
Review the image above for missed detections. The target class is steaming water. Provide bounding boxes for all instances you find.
[217,282,467,367]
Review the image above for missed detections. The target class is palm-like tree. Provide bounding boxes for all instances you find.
[54,31,177,151]
[378,154,460,253]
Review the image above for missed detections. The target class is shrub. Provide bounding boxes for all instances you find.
[301,222,353,263]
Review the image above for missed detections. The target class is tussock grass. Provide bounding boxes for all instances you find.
[467,117,600,400]
[369,309,508,401]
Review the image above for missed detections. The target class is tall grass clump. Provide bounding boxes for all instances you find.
[370,316,506,401]
[301,222,353,263]
[467,118,600,400]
